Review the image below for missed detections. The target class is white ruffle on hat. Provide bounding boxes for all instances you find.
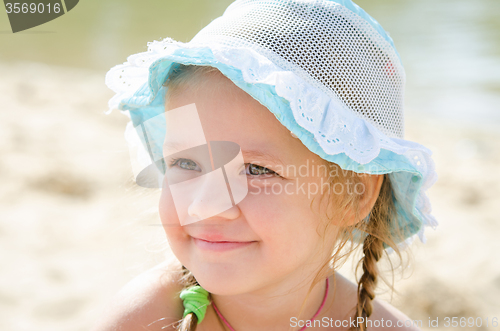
[105,0,438,246]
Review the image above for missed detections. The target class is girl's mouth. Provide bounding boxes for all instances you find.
[192,237,256,252]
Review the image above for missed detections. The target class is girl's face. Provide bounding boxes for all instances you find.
[159,72,341,295]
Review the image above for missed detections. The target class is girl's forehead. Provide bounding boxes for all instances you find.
[164,73,327,168]
[165,73,303,157]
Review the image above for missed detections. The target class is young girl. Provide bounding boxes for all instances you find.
[96,0,437,330]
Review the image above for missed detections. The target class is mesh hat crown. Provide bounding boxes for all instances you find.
[192,0,405,139]
[105,0,438,246]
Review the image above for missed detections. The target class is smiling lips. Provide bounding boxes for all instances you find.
[192,237,256,252]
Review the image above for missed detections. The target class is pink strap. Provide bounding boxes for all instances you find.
[212,278,330,331]
[212,299,236,331]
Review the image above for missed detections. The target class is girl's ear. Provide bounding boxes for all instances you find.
[343,174,384,226]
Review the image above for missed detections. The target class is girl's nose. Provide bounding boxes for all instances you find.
[188,201,241,222]
[183,168,241,223]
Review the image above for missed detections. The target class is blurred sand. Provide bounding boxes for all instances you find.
[0,61,499,331]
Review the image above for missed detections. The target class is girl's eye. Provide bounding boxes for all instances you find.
[170,158,201,171]
[245,163,279,177]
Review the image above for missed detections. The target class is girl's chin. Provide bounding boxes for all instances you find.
[189,267,260,296]
[196,279,250,296]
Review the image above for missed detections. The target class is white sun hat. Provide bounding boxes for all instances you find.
[105,0,438,245]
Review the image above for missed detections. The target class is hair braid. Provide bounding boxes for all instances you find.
[177,266,203,331]
[349,175,397,331]
[177,313,198,331]
[354,233,384,330]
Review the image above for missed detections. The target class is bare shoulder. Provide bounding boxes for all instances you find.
[90,258,185,331]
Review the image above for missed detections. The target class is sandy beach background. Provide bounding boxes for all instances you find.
[1,0,499,330]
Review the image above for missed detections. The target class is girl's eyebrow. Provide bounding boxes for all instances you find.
[242,149,285,166]
[163,141,285,165]
[163,140,202,152]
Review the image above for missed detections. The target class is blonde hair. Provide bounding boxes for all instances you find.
[163,64,405,331]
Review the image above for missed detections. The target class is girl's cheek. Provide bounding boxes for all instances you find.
[159,186,189,255]
[240,190,288,237]
[159,183,181,227]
